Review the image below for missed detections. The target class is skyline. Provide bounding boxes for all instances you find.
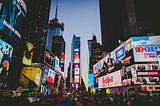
[49,0,102,88]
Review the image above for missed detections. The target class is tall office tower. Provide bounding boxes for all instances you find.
[46,0,65,72]
[99,0,160,52]
[88,34,103,87]
[88,34,103,73]
[21,0,51,63]
[71,34,81,89]
[52,36,65,71]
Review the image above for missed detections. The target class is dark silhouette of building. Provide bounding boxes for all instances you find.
[21,0,51,63]
[99,0,160,52]
[88,34,103,73]
[88,34,103,87]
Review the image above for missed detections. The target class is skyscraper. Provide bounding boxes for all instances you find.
[71,34,81,89]
[46,0,65,72]
[99,0,160,52]
[88,34,103,73]
[21,0,51,63]
[88,34,103,87]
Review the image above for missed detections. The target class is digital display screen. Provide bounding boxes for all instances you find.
[0,0,27,41]
[0,39,13,76]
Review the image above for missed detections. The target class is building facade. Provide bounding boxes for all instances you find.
[21,0,51,63]
[99,0,160,52]
[71,34,81,89]
[88,34,103,88]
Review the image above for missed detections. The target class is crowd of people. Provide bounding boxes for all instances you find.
[1,89,160,106]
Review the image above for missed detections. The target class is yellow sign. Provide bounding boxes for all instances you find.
[106,88,110,94]
[19,67,42,89]
[22,42,34,65]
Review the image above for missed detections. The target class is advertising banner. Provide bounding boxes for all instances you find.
[0,0,28,41]
[22,42,34,66]
[47,68,56,88]
[121,64,160,85]
[54,56,59,70]
[19,67,42,89]
[131,36,160,62]
[88,73,94,87]
[0,39,13,77]
[98,70,122,88]
[74,76,80,84]
[44,48,55,66]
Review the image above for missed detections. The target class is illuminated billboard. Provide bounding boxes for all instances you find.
[44,48,55,66]
[98,70,122,88]
[116,46,125,60]
[121,64,160,85]
[22,42,34,66]
[0,39,13,77]
[88,73,94,87]
[131,36,160,62]
[0,0,27,40]
[74,76,80,84]
[47,68,56,88]
[54,56,59,70]
[19,67,42,89]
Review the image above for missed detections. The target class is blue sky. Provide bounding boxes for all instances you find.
[49,0,101,88]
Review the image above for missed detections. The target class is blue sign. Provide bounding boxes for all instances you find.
[116,46,125,59]
[88,73,94,87]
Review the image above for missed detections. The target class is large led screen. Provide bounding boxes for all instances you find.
[0,39,13,77]
[0,0,27,40]
[22,42,34,66]
[44,48,55,66]
[47,68,56,88]
[19,67,42,89]
[131,36,160,62]
[88,73,94,87]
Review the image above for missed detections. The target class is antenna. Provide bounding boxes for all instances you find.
[55,0,58,19]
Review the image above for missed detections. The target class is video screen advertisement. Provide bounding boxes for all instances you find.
[73,49,80,84]
[47,68,56,89]
[121,64,160,86]
[0,0,27,41]
[19,67,42,89]
[131,36,160,62]
[44,48,55,67]
[22,41,34,66]
[0,39,13,78]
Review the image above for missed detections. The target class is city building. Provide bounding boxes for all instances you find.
[0,0,29,89]
[71,34,81,90]
[21,0,51,63]
[99,0,160,52]
[45,0,65,92]
[88,34,103,87]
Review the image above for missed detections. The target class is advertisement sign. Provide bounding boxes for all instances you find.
[47,68,56,88]
[88,73,94,87]
[54,56,59,70]
[74,76,80,84]
[19,67,42,89]
[44,48,55,66]
[116,46,125,60]
[131,36,160,62]
[121,64,160,85]
[0,0,27,40]
[0,39,13,77]
[74,52,80,63]
[74,68,79,74]
[22,42,34,66]
[98,70,122,88]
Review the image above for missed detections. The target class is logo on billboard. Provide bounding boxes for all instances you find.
[116,46,125,59]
